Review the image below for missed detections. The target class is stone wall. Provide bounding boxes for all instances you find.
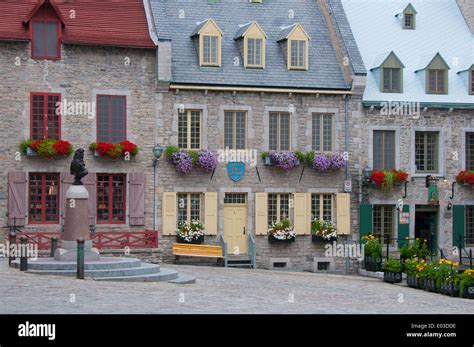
[0,41,157,241]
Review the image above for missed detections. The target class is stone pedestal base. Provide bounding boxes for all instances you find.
[54,240,101,261]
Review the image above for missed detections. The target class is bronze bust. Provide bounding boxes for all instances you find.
[70,148,88,185]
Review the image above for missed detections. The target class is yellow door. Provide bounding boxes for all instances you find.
[224,205,247,255]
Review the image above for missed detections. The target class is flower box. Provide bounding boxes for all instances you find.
[423,277,437,292]
[177,235,204,244]
[364,255,382,272]
[462,284,474,299]
[268,235,295,244]
[311,235,337,243]
[261,152,301,171]
[263,156,273,166]
[406,274,419,288]
[456,170,474,186]
[370,170,409,191]
[165,146,217,174]
[439,282,460,297]
[20,139,73,159]
[89,141,139,159]
[383,270,403,284]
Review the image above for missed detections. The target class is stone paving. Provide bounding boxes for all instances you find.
[1,259,473,314]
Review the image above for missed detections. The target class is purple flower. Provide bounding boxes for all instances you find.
[270,152,298,171]
[312,153,331,171]
[330,152,347,170]
[172,151,193,174]
[198,149,217,171]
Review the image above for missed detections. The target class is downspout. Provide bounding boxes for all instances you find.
[344,94,349,181]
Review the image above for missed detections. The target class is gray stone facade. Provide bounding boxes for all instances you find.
[0,41,157,236]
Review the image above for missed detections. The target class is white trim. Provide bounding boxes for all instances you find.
[263,106,298,151]
[172,103,208,149]
[410,127,445,177]
[143,0,159,46]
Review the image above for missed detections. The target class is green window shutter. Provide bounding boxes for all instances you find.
[453,205,465,247]
[359,204,373,243]
[397,205,410,248]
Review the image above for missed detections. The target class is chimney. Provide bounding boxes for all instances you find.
[457,0,474,33]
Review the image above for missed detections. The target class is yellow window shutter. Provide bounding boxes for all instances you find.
[336,193,351,235]
[204,192,218,235]
[294,193,310,235]
[255,192,268,235]
[162,192,177,235]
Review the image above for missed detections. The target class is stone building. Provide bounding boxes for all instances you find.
[340,0,474,258]
[0,1,158,243]
[150,0,366,271]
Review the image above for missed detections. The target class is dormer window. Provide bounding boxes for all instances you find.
[456,64,474,95]
[32,19,60,59]
[471,68,474,95]
[23,0,65,60]
[277,23,310,71]
[190,19,223,67]
[402,3,417,29]
[370,51,405,93]
[234,21,266,69]
[415,53,450,95]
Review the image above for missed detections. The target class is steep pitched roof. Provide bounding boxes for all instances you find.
[150,0,350,90]
[370,51,405,70]
[0,0,156,49]
[342,0,474,106]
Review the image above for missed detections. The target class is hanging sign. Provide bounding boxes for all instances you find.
[227,162,245,182]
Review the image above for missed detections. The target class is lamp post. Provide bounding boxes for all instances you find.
[152,144,164,231]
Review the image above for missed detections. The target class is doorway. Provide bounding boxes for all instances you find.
[415,206,438,254]
[223,193,247,255]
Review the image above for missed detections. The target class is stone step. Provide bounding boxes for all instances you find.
[12,257,144,271]
[167,274,196,284]
[94,267,180,282]
[227,255,251,261]
[25,263,160,278]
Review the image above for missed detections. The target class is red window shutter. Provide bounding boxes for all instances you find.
[8,172,27,227]
[83,174,97,226]
[60,173,74,225]
[129,173,146,226]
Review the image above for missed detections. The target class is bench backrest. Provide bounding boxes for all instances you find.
[172,243,223,257]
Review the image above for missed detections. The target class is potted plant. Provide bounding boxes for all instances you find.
[306,151,347,172]
[20,138,73,159]
[89,141,139,159]
[437,259,460,296]
[404,258,422,288]
[382,258,403,283]
[166,145,217,174]
[176,220,205,244]
[419,262,439,293]
[311,219,337,243]
[260,151,302,171]
[362,234,383,271]
[459,269,474,299]
[456,170,474,186]
[268,219,296,243]
[370,169,409,191]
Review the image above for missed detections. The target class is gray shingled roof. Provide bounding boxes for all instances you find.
[150,0,350,90]
[327,0,366,75]
[234,22,253,40]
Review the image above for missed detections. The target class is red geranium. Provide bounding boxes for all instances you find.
[29,140,41,152]
[392,170,408,183]
[95,142,115,157]
[120,140,138,156]
[370,170,386,186]
[457,170,474,185]
[91,141,139,159]
[52,140,72,156]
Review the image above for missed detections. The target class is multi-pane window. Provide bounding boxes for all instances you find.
[268,193,290,226]
[290,40,306,69]
[466,133,474,171]
[31,19,60,59]
[373,130,396,170]
[428,69,447,94]
[382,68,401,93]
[404,14,413,29]
[224,111,246,149]
[247,38,262,67]
[178,110,201,149]
[97,174,126,224]
[224,193,246,204]
[311,194,333,222]
[29,173,59,224]
[177,193,202,225]
[202,35,218,65]
[415,131,439,173]
[269,112,290,151]
[312,114,333,152]
[31,93,61,140]
[466,206,474,246]
[97,95,126,143]
[373,205,394,245]
[471,69,474,95]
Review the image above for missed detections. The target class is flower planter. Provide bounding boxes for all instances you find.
[268,235,295,244]
[423,277,437,292]
[384,271,403,284]
[364,255,382,272]
[311,235,337,243]
[177,235,204,244]
[439,282,460,297]
[263,156,273,166]
[26,147,38,157]
[406,274,419,288]
[462,284,474,299]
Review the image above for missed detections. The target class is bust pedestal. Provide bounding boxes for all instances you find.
[54,185,100,261]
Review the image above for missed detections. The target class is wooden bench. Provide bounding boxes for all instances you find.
[172,243,224,266]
